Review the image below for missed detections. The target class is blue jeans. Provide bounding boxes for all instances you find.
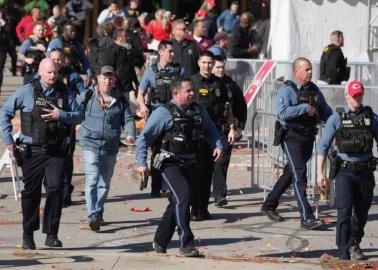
[83,149,117,220]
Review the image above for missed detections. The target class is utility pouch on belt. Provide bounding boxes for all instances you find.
[328,150,340,180]
[273,120,287,146]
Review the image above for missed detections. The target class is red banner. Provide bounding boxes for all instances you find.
[244,60,277,108]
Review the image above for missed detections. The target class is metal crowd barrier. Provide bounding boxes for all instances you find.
[250,111,335,214]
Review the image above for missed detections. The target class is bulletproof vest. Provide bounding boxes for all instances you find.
[197,78,233,133]
[24,38,47,74]
[159,102,203,155]
[335,106,374,154]
[21,79,70,145]
[61,38,81,73]
[150,63,181,104]
[284,80,320,129]
[72,1,83,13]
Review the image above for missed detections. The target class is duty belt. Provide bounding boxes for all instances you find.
[340,159,377,171]
[30,144,59,152]
[289,126,318,136]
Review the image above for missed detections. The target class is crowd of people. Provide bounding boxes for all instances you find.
[0,0,374,262]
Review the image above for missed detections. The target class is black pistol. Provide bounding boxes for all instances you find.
[140,171,149,191]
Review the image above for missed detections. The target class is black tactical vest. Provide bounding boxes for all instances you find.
[159,102,203,155]
[62,38,82,73]
[150,63,181,104]
[197,78,233,134]
[335,106,374,154]
[285,80,320,130]
[24,38,47,74]
[21,79,69,145]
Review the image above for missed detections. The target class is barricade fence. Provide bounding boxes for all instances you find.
[251,111,336,212]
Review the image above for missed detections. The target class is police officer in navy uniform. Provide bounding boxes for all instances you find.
[19,22,48,85]
[136,76,222,257]
[261,57,333,229]
[49,48,86,207]
[137,40,184,197]
[317,80,378,260]
[211,55,247,206]
[190,51,233,220]
[48,22,93,86]
[0,58,82,250]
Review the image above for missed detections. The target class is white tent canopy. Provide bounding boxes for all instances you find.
[269,0,370,62]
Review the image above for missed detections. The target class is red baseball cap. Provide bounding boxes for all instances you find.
[347,80,364,97]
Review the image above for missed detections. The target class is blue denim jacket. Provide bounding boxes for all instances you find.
[79,86,136,155]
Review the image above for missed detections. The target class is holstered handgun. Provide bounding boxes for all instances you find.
[273,120,287,146]
[14,138,31,167]
[328,150,340,180]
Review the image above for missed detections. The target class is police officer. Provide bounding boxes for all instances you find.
[137,40,183,197]
[49,48,86,207]
[211,55,247,206]
[136,76,222,257]
[317,81,377,260]
[0,58,82,249]
[261,57,332,229]
[190,51,233,220]
[319,30,350,85]
[20,22,48,85]
[48,22,93,86]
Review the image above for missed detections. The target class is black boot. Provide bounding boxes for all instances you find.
[45,234,63,247]
[22,233,36,250]
[179,242,200,257]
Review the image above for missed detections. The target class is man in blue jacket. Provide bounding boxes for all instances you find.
[261,57,333,230]
[136,76,222,257]
[80,65,135,232]
[0,58,82,249]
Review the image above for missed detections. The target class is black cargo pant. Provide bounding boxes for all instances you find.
[212,135,232,200]
[154,162,195,248]
[262,129,315,222]
[191,142,214,216]
[63,131,76,198]
[20,147,65,235]
[335,168,375,260]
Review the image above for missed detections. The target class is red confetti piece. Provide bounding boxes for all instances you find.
[131,207,150,212]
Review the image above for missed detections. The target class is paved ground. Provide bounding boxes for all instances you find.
[1,70,378,269]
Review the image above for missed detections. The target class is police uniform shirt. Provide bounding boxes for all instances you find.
[139,63,185,94]
[0,80,82,146]
[139,62,185,109]
[317,105,378,162]
[277,80,332,122]
[135,99,223,167]
[191,73,220,103]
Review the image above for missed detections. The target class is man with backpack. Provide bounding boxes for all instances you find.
[79,66,136,232]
